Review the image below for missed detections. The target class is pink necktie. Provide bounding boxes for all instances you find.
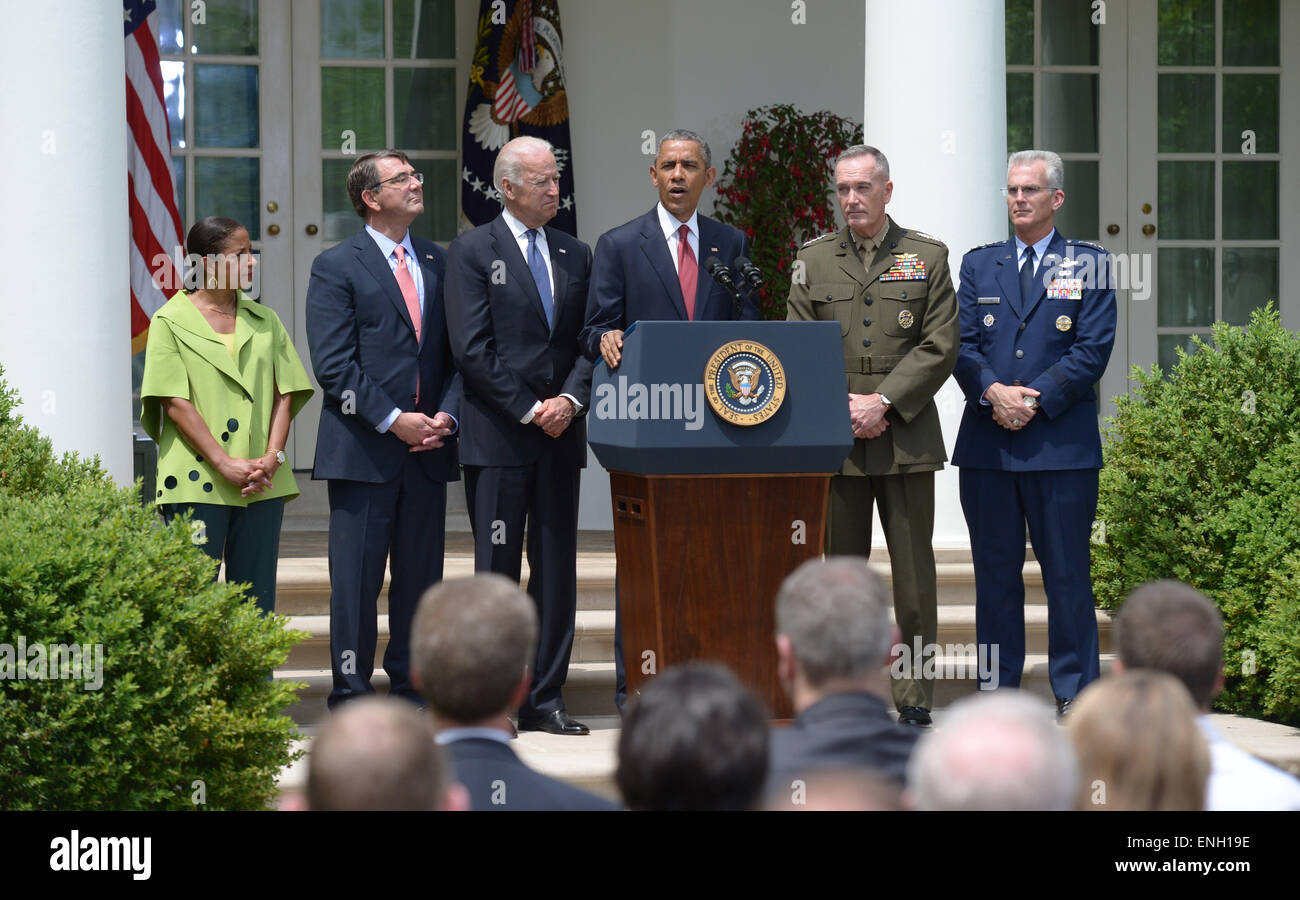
[394,245,421,403]
[678,224,698,320]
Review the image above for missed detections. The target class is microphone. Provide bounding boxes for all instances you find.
[733,256,764,290]
[705,256,743,319]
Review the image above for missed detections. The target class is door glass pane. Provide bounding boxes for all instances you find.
[1223,0,1279,66]
[408,158,457,243]
[1006,72,1033,152]
[1041,0,1099,65]
[1222,74,1279,154]
[190,0,258,56]
[1041,74,1098,153]
[1158,161,1213,239]
[161,60,186,148]
[1157,248,1214,326]
[1055,160,1098,241]
[394,0,454,59]
[195,64,259,148]
[394,68,456,151]
[1222,161,1278,240]
[1158,333,1204,372]
[1222,248,1279,325]
[1158,0,1214,66]
[1158,74,1214,152]
[322,0,384,58]
[322,158,360,242]
[321,67,385,150]
[195,156,260,240]
[157,0,184,53]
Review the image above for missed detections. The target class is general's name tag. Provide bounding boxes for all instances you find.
[977,297,1001,305]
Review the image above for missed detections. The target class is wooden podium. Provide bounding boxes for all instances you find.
[588,322,852,718]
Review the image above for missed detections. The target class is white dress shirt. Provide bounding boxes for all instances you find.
[657,202,700,274]
[1199,716,1300,811]
[367,225,424,434]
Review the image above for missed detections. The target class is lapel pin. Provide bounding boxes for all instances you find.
[558,248,567,254]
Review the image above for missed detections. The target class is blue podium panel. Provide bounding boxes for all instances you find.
[587,321,853,475]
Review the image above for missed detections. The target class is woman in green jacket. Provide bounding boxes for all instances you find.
[141,216,314,613]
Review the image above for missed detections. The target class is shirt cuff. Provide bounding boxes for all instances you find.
[520,400,543,424]
[560,393,583,414]
[377,407,401,433]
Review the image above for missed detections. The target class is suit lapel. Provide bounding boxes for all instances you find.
[164,294,255,396]
[696,217,726,319]
[355,233,418,339]
[862,220,904,286]
[1021,230,1065,322]
[492,216,550,331]
[996,238,1022,317]
[639,208,688,320]
[414,240,441,350]
[545,226,571,337]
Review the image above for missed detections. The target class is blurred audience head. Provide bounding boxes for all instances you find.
[907,691,1079,811]
[1066,670,1210,810]
[1115,579,1224,710]
[306,696,466,811]
[411,574,538,725]
[617,662,769,811]
[767,767,903,811]
[775,556,895,708]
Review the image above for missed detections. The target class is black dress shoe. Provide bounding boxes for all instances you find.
[1055,696,1074,721]
[517,709,590,736]
[898,706,932,727]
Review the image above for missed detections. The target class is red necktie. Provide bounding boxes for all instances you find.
[394,245,421,402]
[677,224,698,320]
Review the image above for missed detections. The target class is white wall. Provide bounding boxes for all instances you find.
[560,0,867,529]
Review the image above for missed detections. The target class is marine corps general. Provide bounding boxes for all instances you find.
[786,144,959,726]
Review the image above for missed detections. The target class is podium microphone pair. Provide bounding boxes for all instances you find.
[705,255,764,319]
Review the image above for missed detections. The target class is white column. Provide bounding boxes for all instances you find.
[0,3,132,484]
[864,0,1007,547]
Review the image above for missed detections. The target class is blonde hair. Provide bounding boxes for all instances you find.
[1067,670,1210,810]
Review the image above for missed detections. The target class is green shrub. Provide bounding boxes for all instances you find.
[1093,306,1300,724]
[0,366,303,809]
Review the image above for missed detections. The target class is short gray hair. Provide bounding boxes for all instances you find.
[493,135,555,195]
[307,696,448,811]
[775,557,893,686]
[411,574,539,722]
[1008,149,1064,191]
[907,691,1080,811]
[658,129,712,168]
[835,144,890,180]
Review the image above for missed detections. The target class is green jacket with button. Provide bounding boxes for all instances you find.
[140,291,314,507]
[786,218,959,476]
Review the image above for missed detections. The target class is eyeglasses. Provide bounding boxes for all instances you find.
[368,171,425,191]
[1002,186,1051,198]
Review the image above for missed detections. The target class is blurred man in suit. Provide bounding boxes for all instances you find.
[1114,580,1300,810]
[307,696,468,811]
[580,129,757,708]
[766,557,918,806]
[787,145,959,725]
[306,150,460,710]
[445,136,594,736]
[411,575,618,811]
[952,150,1116,717]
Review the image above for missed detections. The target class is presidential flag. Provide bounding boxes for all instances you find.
[461,0,577,236]
[125,0,184,353]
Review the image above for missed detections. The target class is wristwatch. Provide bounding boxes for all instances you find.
[270,449,286,465]
[879,394,893,409]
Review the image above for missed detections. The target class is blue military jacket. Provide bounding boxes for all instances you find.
[951,230,1116,471]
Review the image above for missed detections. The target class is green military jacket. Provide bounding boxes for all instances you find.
[787,218,959,476]
[140,291,314,507]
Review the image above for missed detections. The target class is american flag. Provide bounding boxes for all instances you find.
[125,0,184,353]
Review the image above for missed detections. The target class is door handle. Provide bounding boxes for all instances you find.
[1107,224,1120,235]
[306,224,318,235]
[1142,224,1156,236]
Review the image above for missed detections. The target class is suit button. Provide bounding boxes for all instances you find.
[862,338,871,348]
[1016,349,1024,358]
[864,295,873,306]
[825,293,833,301]
[1013,380,1022,386]
[544,377,553,385]
[1019,322,1027,331]
[863,318,871,326]
[900,291,908,299]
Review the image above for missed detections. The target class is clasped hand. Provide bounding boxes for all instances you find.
[985,382,1041,431]
[848,392,890,440]
[534,397,575,438]
[391,411,456,452]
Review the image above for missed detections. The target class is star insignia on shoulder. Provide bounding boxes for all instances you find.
[1068,239,1107,252]
[969,239,1006,252]
[802,232,837,248]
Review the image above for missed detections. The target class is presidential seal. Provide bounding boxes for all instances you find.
[703,341,787,426]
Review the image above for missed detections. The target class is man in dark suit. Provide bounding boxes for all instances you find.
[581,129,758,371]
[445,136,594,736]
[580,130,757,708]
[952,149,1117,717]
[306,150,460,710]
[766,557,919,807]
[412,575,618,811]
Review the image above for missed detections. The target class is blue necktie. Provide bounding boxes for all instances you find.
[1019,245,1037,306]
[526,229,554,329]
